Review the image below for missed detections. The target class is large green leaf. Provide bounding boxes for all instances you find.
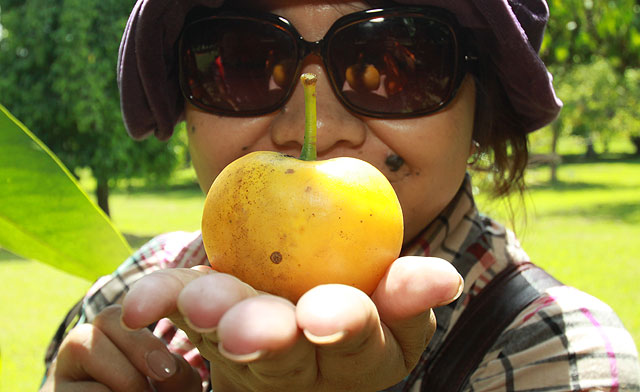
[0,104,132,281]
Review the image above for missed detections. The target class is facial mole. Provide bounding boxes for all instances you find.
[385,154,405,172]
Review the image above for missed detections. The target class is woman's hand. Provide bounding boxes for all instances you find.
[40,305,202,392]
[121,256,463,391]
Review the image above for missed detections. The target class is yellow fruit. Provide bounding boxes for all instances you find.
[346,63,381,92]
[272,63,288,88]
[201,74,403,302]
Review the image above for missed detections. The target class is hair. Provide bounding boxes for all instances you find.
[468,40,530,199]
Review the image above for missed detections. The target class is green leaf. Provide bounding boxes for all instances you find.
[0,104,132,281]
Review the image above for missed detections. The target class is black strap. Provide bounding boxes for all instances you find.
[419,262,562,392]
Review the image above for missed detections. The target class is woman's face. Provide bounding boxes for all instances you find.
[186,0,477,244]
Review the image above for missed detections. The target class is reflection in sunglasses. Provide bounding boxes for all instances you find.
[346,63,381,93]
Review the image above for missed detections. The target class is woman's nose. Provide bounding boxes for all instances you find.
[270,60,367,155]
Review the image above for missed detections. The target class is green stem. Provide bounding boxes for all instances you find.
[299,73,317,161]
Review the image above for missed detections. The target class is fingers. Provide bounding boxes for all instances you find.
[217,295,300,358]
[121,268,208,330]
[151,353,202,392]
[297,284,375,343]
[292,257,463,389]
[177,272,258,332]
[95,305,202,392]
[372,256,463,366]
[372,256,463,322]
[92,306,178,382]
[122,268,259,334]
[52,322,149,392]
[220,296,317,384]
[49,305,201,392]
[296,284,407,388]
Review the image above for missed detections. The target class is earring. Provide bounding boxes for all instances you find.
[467,140,481,166]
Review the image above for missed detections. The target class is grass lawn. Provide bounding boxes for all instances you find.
[477,158,640,352]
[1,158,639,391]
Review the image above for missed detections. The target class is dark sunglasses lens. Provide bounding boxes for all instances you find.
[180,17,298,114]
[327,16,459,116]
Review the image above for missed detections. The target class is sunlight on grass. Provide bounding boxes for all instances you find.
[0,258,91,392]
[476,159,640,351]
[110,190,204,238]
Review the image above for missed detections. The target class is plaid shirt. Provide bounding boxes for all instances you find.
[44,176,640,391]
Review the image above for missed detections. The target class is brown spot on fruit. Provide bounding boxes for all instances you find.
[270,251,283,264]
[285,169,295,174]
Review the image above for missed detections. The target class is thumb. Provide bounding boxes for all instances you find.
[372,257,463,365]
[151,353,202,392]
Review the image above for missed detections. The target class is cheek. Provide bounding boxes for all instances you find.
[185,116,226,193]
[378,80,475,241]
[392,149,469,243]
[187,135,220,193]
[185,111,262,193]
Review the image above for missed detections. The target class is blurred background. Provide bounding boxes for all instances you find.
[0,0,639,390]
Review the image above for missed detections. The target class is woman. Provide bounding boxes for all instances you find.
[41,0,640,391]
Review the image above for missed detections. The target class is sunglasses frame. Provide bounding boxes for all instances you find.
[178,6,477,118]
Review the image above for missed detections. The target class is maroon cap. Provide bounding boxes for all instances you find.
[118,0,562,140]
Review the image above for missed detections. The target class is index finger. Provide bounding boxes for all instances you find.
[121,268,207,329]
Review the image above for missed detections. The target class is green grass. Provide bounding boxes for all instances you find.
[1,159,639,392]
[476,158,640,351]
[0,258,91,391]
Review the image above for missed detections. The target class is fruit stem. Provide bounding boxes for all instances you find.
[300,73,317,161]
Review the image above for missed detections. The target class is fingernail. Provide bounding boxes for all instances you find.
[191,265,214,273]
[303,329,347,345]
[436,273,464,307]
[452,274,464,301]
[119,315,139,332]
[218,343,265,363]
[184,316,218,334]
[146,350,177,380]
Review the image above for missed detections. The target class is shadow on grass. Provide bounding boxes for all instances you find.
[538,201,640,224]
[528,181,613,192]
[110,170,203,197]
[559,153,640,164]
[112,183,204,199]
[527,156,640,192]
[124,233,155,249]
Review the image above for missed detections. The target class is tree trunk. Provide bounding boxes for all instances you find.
[631,136,640,156]
[585,135,597,159]
[96,177,110,217]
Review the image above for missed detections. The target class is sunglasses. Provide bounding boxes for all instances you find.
[178,7,476,118]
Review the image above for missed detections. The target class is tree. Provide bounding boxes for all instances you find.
[534,0,640,168]
[0,0,181,215]
[611,68,640,156]
[542,0,640,71]
[552,59,625,158]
